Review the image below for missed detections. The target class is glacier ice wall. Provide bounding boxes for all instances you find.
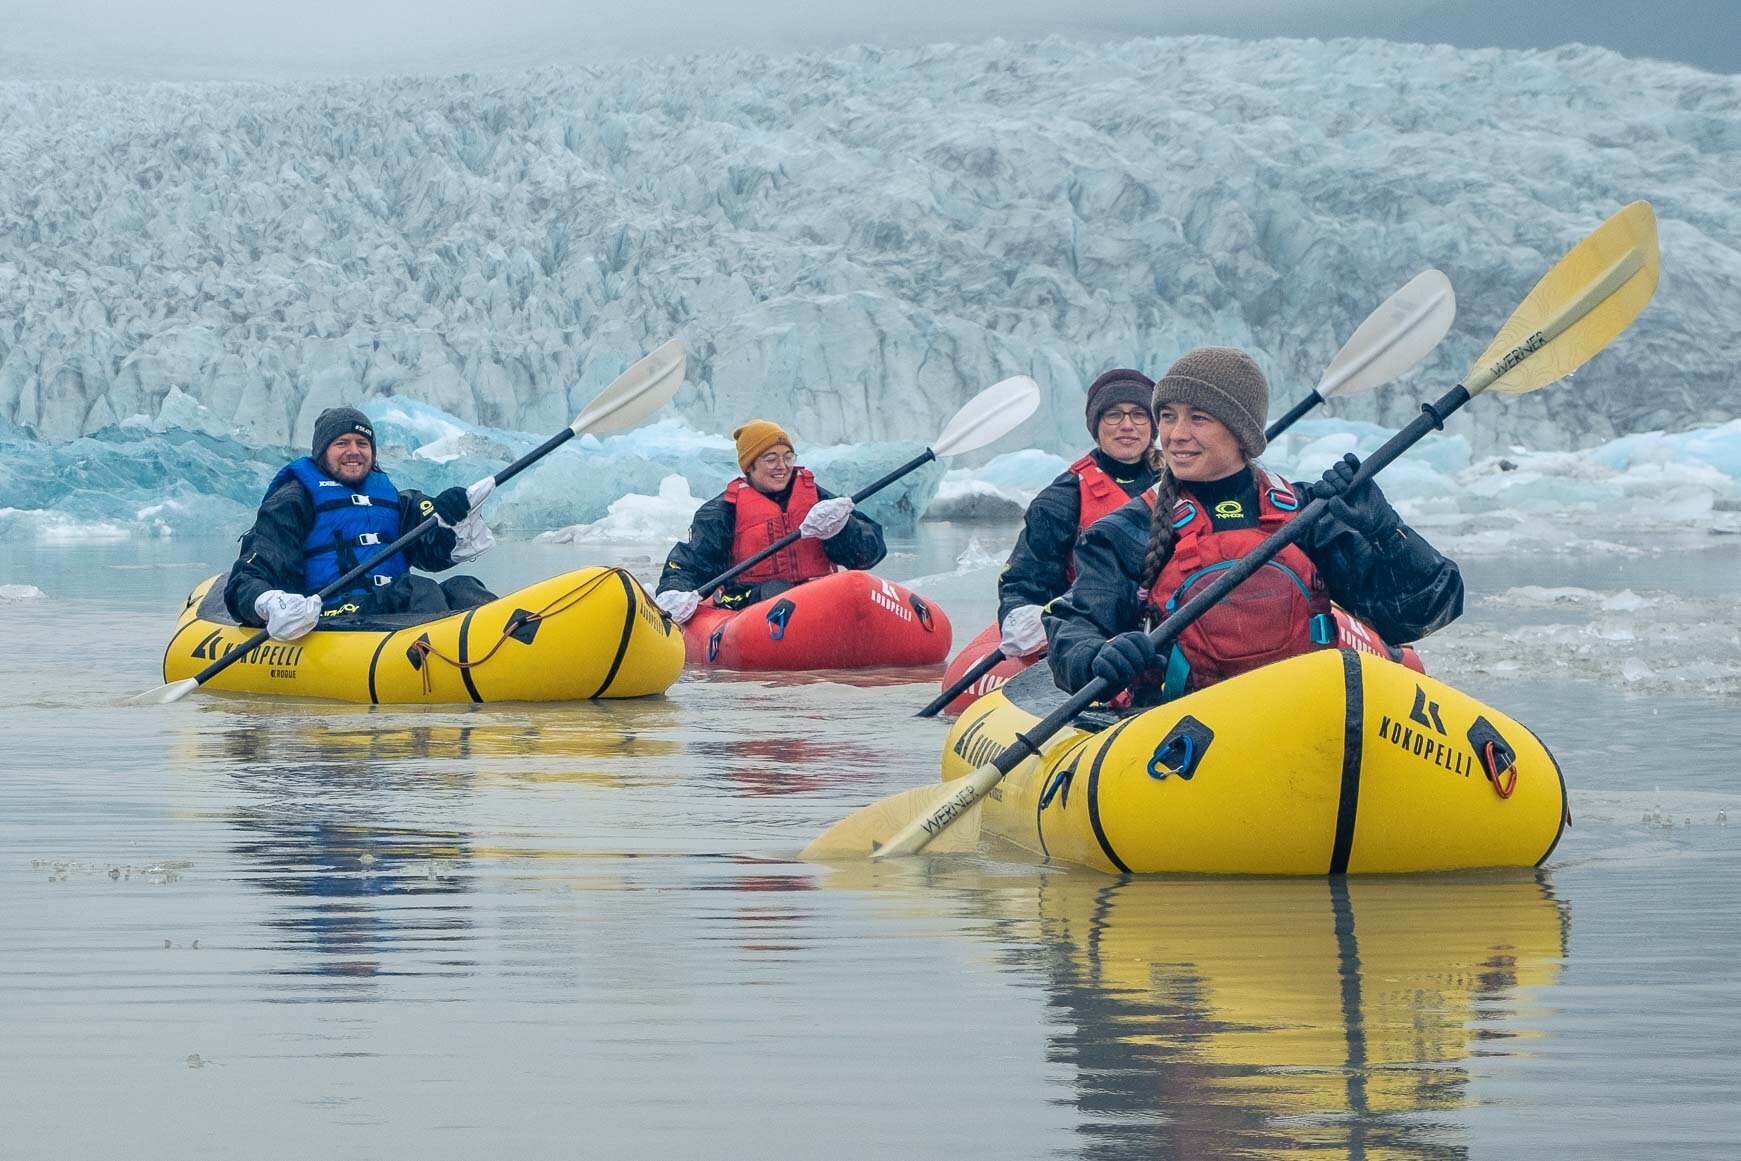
[1,35,1737,459]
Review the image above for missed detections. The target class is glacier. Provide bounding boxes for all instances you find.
[2,34,1739,546]
[1,35,1737,464]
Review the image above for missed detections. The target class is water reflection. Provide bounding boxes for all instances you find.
[827,864,1568,1160]
[191,696,683,786]
[689,738,845,795]
[177,701,682,1000]
[213,718,479,999]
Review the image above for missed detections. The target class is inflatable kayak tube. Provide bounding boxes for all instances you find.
[163,567,684,703]
[684,570,951,670]
[939,650,1567,875]
[937,607,1427,718]
[935,622,1038,716]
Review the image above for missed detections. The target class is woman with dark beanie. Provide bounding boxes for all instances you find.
[1045,347,1464,705]
[995,368,1162,658]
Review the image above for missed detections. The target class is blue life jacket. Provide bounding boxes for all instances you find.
[267,457,409,609]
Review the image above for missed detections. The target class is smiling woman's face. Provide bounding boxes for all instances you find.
[1156,402,1245,482]
[746,444,797,493]
[1095,404,1154,465]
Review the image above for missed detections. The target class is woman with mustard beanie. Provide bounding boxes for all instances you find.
[1045,347,1464,705]
[654,420,886,623]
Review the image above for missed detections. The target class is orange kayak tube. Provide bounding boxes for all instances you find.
[936,622,1041,716]
[683,571,951,670]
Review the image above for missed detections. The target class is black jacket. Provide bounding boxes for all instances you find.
[1045,477,1464,696]
[223,476,462,626]
[998,449,1158,626]
[656,478,886,607]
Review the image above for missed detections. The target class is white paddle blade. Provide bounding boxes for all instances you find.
[122,678,197,706]
[1316,269,1456,398]
[930,375,1042,458]
[570,338,687,435]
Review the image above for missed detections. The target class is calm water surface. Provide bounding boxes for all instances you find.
[3,529,1737,1159]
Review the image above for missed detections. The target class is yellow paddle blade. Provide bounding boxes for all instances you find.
[1467,201,1659,396]
[800,778,984,861]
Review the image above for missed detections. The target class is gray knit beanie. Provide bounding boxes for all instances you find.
[1152,347,1271,456]
[311,407,376,461]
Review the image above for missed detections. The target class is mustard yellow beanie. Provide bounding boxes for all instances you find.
[733,420,793,471]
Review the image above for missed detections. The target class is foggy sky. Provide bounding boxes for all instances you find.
[1,0,1734,79]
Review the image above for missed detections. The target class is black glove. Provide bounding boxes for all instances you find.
[1091,631,1160,687]
[433,486,470,525]
[1310,453,1399,538]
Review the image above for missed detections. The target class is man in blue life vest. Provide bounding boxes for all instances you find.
[653,419,886,623]
[224,407,498,641]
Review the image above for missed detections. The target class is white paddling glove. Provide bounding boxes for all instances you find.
[799,496,854,540]
[999,603,1048,657]
[442,477,497,563]
[255,590,324,642]
[655,589,701,624]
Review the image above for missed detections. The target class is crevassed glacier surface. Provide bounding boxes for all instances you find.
[2,35,1737,464]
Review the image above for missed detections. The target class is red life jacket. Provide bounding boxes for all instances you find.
[1140,469,1333,697]
[1066,453,1141,582]
[1071,453,1134,531]
[726,468,837,586]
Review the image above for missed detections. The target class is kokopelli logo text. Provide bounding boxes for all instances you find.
[1375,685,1475,777]
[870,579,913,622]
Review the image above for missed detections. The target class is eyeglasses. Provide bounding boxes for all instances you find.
[754,450,797,469]
[1098,407,1153,428]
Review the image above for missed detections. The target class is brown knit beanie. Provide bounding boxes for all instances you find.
[732,420,793,471]
[1152,347,1271,456]
[1083,368,1156,437]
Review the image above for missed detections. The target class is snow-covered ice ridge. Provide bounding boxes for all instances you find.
[2,36,1736,455]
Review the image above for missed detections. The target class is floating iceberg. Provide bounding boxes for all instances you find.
[0,584,48,603]
[1427,585,1741,700]
[931,416,1741,556]
[4,400,1738,550]
[538,475,705,545]
[928,449,1071,521]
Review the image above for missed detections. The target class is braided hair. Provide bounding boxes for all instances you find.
[1137,465,1182,598]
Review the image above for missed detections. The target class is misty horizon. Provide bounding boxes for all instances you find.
[2,0,1735,80]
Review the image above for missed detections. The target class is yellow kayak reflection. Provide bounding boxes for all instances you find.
[825,863,1567,1157]
[171,697,683,790]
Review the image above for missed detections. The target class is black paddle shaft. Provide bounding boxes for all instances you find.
[186,428,583,689]
[1264,388,1325,442]
[696,448,937,598]
[916,646,1009,718]
[990,382,1472,776]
